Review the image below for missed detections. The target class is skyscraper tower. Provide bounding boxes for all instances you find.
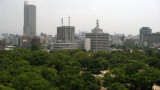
[23,1,36,38]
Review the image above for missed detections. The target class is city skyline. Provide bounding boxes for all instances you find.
[0,0,160,36]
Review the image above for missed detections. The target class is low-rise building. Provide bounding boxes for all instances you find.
[52,42,83,50]
[0,40,6,49]
[21,35,31,48]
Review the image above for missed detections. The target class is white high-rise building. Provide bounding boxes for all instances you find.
[23,1,36,38]
[85,20,110,51]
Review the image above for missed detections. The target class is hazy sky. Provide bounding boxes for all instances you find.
[0,0,160,36]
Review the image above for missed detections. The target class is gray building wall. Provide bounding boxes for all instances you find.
[139,27,152,41]
[53,43,79,50]
[143,32,160,47]
[124,38,137,46]
[23,1,36,38]
[85,28,110,51]
[57,26,75,42]
[0,40,6,49]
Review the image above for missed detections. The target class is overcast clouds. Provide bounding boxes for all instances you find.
[0,0,160,36]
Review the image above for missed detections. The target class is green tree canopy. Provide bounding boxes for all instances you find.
[107,82,128,90]
[31,42,40,51]
[12,72,50,90]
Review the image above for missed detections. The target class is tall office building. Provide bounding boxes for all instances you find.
[57,26,75,42]
[85,20,110,51]
[57,18,75,42]
[23,1,36,38]
[139,27,152,41]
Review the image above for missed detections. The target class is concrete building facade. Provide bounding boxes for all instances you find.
[140,27,152,41]
[23,1,36,38]
[57,26,75,42]
[53,42,82,50]
[85,20,110,51]
[143,32,160,47]
[21,35,31,48]
[84,38,91,51]
[0,40,6,49]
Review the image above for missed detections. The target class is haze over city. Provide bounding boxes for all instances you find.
[0,0,160,35]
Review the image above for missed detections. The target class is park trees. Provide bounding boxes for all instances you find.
[8,60,32,75]
[103,62,160,90]
[1,48,160,90]
[12,72,51,90]
[81,72,101,90]
[107,82,128,90]
[129,67,160,90]
[30,42,40,51]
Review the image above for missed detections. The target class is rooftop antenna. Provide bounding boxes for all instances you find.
[96,19,99,28]
[61,18,63,26]
[68,17,70,26]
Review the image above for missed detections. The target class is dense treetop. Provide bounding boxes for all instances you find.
[0,48,160,90]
